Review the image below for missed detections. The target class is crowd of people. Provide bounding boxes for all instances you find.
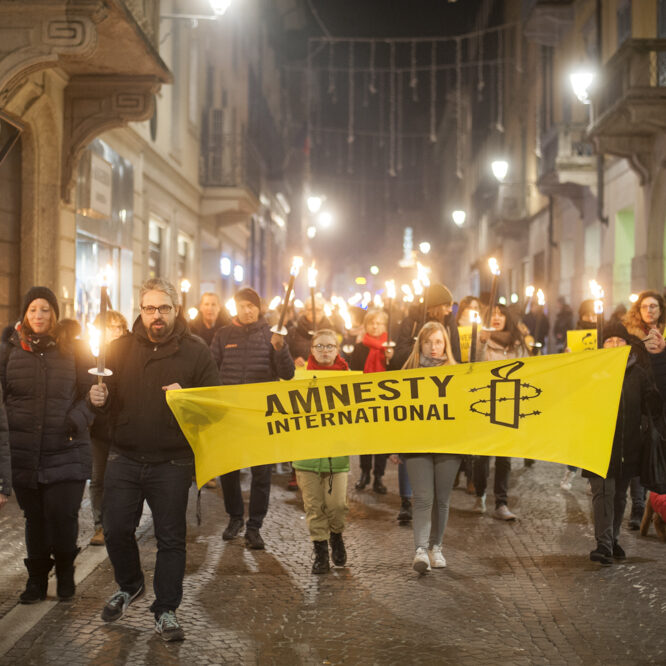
[0,278,665,642]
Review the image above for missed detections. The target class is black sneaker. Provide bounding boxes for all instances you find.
[222,517,244,541]
[155,611,185,642]
[245,528,265,550]
[100,585,144,622]
[589,545,613,566]
[612,541,626,560]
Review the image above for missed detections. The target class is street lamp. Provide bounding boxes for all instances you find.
[452,210,466,227]
[569,69,596,105]
[307,195,323,214]
[370,265,379,275]
[419,241,431,255]
[318,211,333,228]
[491,160,509,182]
[306,225,317,239]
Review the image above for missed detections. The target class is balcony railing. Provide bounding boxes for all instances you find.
[539,123,594,180]
[595,39,666,124]
[201,133,262,199]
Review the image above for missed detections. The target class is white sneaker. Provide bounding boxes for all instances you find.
[493,504,517,521]
[473,495,486,513]
[429,545,447,568]
[560,470,575,490]
[412,547,431,574]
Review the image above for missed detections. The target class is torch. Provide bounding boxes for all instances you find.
[308,262,318,335]
[484,257,501,328]
[88,265,114,385]
[180,278,191,313]
[524,285,535,315]
[271,256,303,335]
[469,309,481,363]
[384,279,397,350]
[590,279,604,349]
[417,262,431,329]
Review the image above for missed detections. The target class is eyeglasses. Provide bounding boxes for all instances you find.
[141,305,173,315]
[640,304,660,311]
[312,344,336,352]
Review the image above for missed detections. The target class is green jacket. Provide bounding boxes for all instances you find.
[292,455,350,474]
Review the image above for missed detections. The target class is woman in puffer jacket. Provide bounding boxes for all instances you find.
[0,287,94,604]
[293,329,350,575]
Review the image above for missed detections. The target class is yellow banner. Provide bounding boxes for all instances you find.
[567,329,597,352]
[293,367,362,380]
[166,348,629,487]
[458,325,472,362]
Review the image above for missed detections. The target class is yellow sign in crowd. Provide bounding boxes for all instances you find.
[167,347,630,488]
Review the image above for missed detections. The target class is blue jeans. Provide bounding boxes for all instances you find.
[103,452,193,617]
[398,456,412,498]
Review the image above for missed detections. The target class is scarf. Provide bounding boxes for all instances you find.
[16,324,56,353]
[419,354,446,367]
[307,355,349,371]
[362,332,388,373]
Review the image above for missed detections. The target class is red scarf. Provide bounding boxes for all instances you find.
[307,355,349,371]
[362,332,388,373]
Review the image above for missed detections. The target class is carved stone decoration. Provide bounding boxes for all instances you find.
[61,75,160,201]
[0,2,107,106]
[591,135,654,186]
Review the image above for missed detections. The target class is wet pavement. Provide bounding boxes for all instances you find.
[0,458,664,665]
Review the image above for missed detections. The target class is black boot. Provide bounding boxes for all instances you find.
[373,475,387,494]
[329,532,347,567]
[54,548,79,601]
[397,498,412,523]
[19,557,54,604]
[355,470,370,490]
[311,540,330,574]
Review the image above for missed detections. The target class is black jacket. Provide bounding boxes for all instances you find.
[0,326,95,488]
[211,317,295,385]
[0,384,11,496]
[583,355,661,480]
[189,310,232,346]
[391,311,462,369]
[103,316,220,463]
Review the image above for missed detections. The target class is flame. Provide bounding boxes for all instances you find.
[385,279,396,299]
[629,293,639,303]
[336,300,352,329]
[99,264,114,288]
[290,256,304,277]
[488,257,500,276]
[373,293,384,308]
[536,289,545,306]
[412,279,424,296]
[348,292,363,306]
[180,278,191,294]
[225,298,237,317]
[307,262,318,288]
[87,323,100,358]
[525,285,535,298]
[293,298,304,309]
[187,306,198,320]
[468,309,481,325]
[362,291,372,308]
[416,262,431,288]
[589,279,604,300]
[324,303,332,317]
[594,299,604,315]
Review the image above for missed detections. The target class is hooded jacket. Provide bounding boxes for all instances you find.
[211,316,295,385]
[103,316,220,463]
[0,324,95,488]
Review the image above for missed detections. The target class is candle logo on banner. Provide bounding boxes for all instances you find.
[469,361,542,429]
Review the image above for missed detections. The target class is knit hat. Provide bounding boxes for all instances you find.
[234,287,261,310]
[425,283,454,308]
[22,286,59,320]
[602,320,630,344]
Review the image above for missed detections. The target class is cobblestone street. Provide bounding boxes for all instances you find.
[0,458,664,665]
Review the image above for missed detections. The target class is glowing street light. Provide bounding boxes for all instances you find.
[318,211,333,228]
[306,225,317,239]
[419,241,431,255]
[491,160,509,182]
[570,69,596,105]
[307,195,323,214]
[452,210,466,227]
[209,0,232,15]
[370,265,380,275]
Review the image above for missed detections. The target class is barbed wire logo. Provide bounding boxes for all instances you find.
[468,361,542,429]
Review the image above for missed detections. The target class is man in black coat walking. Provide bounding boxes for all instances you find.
[89,278,220,642]
[210,287,295,550]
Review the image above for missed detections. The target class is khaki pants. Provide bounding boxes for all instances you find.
[295,470,349,542]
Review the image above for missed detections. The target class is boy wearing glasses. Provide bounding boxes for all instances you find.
[293,329,350,574]
[89,278,219,642]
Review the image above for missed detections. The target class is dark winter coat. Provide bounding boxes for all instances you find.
[189,310,231,346]
[553,305,574,351]
[102,316,220,463]
[0,326,95,489]
[391,311,462,369]
[286,314,335,362]
[583,355,661,480]
[648,349,666,404]
[0,384,11,496]
[211,317,295,385]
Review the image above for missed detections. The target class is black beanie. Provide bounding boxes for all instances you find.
[426,283,454,308]
[22,286,59,320]
[234,287,261,310]
[602,320,630,344]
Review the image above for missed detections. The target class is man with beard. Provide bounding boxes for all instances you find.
[211,287,295,549]
[89,278,219,642]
